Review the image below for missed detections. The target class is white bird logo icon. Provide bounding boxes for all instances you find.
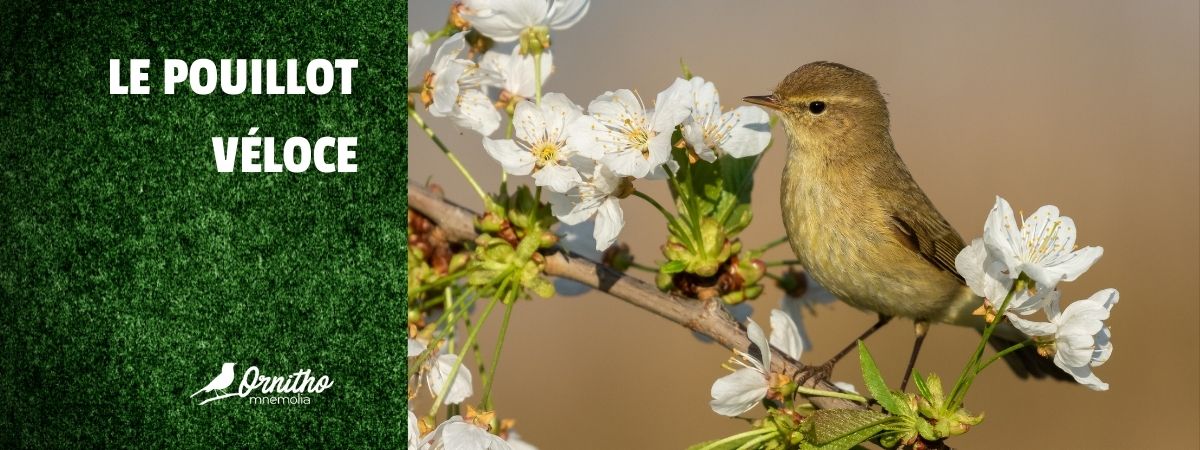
[191,362,236,399]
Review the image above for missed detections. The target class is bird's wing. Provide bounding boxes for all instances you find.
[887,197,966,284]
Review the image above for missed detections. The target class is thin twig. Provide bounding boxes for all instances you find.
[409,184,865,411]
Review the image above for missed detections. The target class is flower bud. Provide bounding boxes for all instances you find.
[656,271,675,291]
[519,25,551,55]
[448,2,470,30]
[448,252,470,273]
[477,212,506,233]
[776,269,809,297]
[539,230,559,248]
[466,31,494,58]
[602,243,634,272]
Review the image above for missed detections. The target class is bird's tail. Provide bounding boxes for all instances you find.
[190,389,205,398]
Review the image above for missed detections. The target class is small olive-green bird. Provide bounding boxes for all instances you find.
[745,61,1068,386]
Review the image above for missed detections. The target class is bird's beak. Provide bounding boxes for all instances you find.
[743,94,781,110]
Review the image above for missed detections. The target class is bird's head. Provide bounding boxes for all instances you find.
[744,62,890,156]
[222,362,236,369]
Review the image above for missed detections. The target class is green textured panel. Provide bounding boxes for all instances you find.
[0,0,408,447]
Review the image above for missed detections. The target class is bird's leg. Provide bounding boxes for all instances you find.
[900,320,930,392]
[799,314,892,385]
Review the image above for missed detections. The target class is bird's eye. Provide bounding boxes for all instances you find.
[808,101,827,115]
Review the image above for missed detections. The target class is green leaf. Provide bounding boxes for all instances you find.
[686,432,770,450]
[718,153,762,203]
[857,341,906,415]
[924,373,944,405]
[806,409,892,445]
[660,260,687,274]
[804,425,888,450]
[916,416,938,441]
[912,370,932,400]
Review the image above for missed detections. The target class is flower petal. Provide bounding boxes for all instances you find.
[565,115,617,161]
[548,190,594,225]
[408,338,427,358]
[483,138,536,176]
[453,89,502,136]
[548,0,590,29]
[682,122,716,162]
[1091,327,1113,367]
[431,32,468,74]
[540,92,583,143]
[832,381,859,394]
[955,239,990,298]
[1007,313,1056,337]
[512,100,547,144]
[688,77,720,122]
[601,149,652,179]
[719,106,772,158]
[769,309,805,361]
[650,78,693,133]
[460,0,530,42]
[1064,364,1109,391]
[408,409,422,447]
[506,430,539,450]
[409,30,432,71]
[532,163,582,193]
[441,420,514,449]
[709,368,769,417]
[428,353,474,404]
[982,196,1023,274]
[745,318,770,370]
[1043,246,1104,284]
[592,197,624,251]
[430,61,468,117]
[1054,332,1097,368]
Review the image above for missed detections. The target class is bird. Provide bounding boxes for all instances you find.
[744,61,1070,388]
[191,362,237,398]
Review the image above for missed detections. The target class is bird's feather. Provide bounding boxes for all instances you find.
[888,204,966,284]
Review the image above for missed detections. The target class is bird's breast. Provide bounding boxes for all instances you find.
[780,150,956,320]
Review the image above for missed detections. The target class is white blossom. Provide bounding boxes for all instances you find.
[567,78,693,179]
[983,196,1103,291]
[481,47,554,100]
[409,409,423,448]
[461,0,590,43]
[681,76,772,161]
[408,338,428,358]
[409,30,432,71]
[709,311,806,417]
[429,32,503,136]
[554,220,600,296]
[483,93,595,193]
[833,381,859,395]
[419,416,512,450]
[506,430,538,450]
[548,162,629,251]
[1007,289,1118,391]
[425,348,474,404]
[955,238,1055,315]
[779,279,838,351]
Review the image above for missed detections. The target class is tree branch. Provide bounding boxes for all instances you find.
[409,184,864,411]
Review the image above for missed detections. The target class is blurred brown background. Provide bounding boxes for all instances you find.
[409,1,1200,448]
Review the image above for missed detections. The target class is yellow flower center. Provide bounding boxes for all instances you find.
[1034,337,1057,358]
[624,127,651,159]
[532,141,559,169]
[1020,216,1074,262]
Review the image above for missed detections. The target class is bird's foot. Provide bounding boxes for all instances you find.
[797,360,836,387]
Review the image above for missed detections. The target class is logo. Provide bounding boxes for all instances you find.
[190,362,333,405]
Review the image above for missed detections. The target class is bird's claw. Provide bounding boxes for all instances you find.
[797,361,836,387]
